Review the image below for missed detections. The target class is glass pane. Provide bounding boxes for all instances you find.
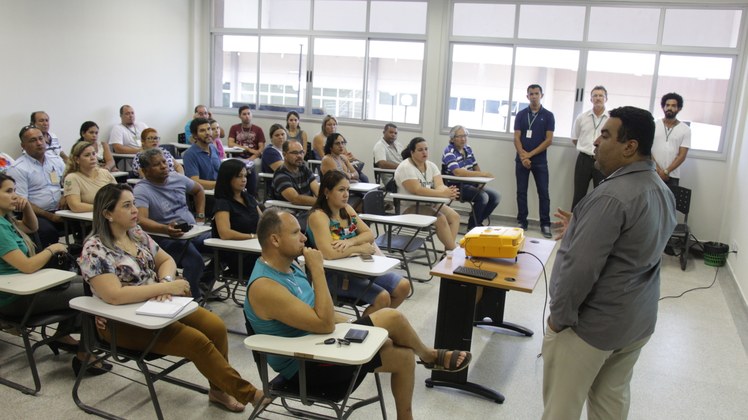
[447,44,514,132]
[589,7,659,44]
[314,0,366,32]
[313,38,366,118]
[585,51,655,111]
[261,0,310,30]
[452,3,515,38]
[215,35,259,109]
[663,9,742,48]
[370,1,427,34]
[518,5,585,41]
[366,41,424,124]
[512,47,580,137]
[257,36,308,111]
[215,0,258,29]
[655,55,733,152]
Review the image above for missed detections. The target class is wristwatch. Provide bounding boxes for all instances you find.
[663,169,670,176]
[196,213,205,219]
[160,275,174,283]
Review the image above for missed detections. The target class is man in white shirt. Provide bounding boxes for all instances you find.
[372,123,402,186]
[109,105,148,154]
[30,111,68,162]
[652,92,690,187]
[7,125,66,247]
[570,86,608,210]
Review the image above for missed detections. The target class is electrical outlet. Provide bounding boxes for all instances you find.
[731,241,739,256]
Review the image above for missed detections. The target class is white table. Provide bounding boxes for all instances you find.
[111,171,129,178]
[150,224,211,240]
[0,269,76,295]
[349,182,381,193]
[265,200,312,211]
[298,254,400,277]
[0,269,78,394]
[244,323,387,364]
[56,210,93,245]
[440,175,494,184]
[259,172,274,179]
[373,167,396,184]
[389,192,451,215]
[56,210,93,222]
[127,178,141,185]
[359,213,436,228]
[69,296,198,330]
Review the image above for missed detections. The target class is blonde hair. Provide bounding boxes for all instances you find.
[65,141,96,175]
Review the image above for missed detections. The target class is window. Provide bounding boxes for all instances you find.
[446,1,744,153]
[212,0,427,125]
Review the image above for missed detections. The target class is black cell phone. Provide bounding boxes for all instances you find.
[360,254,374,262]
[344,328,369,343]
[174,222,192,232]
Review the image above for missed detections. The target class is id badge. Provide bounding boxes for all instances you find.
[50,170,59,185]
[526,130,533,138]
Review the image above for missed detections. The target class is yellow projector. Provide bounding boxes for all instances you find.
[458,226,525,259]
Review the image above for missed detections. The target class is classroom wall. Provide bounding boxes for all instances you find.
[0,0,196,158]
[1,0,745,303]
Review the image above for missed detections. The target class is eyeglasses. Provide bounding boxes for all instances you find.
[145,136,160,141]
[287,150,305,156]
[453,134,467,139]
[19,124,38,138]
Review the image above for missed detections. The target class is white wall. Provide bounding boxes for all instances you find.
[2,0,744,301]
[0,0,195,158]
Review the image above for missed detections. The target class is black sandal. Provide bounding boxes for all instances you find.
[418,349,472,372]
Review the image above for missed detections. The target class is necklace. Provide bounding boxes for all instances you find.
[663,120,679,142]
[260,257,301,294]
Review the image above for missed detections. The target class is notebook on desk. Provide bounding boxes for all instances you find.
[136,296,193,318]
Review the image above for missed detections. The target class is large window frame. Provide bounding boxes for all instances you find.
[211,0,429,127]
[445,1,746,157]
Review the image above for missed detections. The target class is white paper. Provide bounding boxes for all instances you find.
[135,296,193,318]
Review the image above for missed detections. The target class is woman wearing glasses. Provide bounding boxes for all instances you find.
[320,133,359,182]
[131,128,184,177]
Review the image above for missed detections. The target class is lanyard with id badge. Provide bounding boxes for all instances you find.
[526,111,539,139]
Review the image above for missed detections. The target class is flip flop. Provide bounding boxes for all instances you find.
[418,349,472,372]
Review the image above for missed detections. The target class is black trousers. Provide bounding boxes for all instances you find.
[571,152,604,211]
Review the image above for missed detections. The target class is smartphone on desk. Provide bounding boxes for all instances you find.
[360,254,374,262]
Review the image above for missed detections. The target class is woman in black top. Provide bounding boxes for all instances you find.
[212,159,263,275]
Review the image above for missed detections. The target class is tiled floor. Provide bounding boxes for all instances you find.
[2,228,747,419]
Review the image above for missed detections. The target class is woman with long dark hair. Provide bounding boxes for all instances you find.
[307,170,410,316]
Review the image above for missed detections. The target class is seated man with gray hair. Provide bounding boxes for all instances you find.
[441,125,501,230]
[133,148,212,300]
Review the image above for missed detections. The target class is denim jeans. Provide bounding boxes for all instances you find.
[515,160,550,227]
[459,184,501,228]
[154,231,211,300]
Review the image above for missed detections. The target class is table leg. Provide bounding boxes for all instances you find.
[474,288,534,337]
[426,277,505,403]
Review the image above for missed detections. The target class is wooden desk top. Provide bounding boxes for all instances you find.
[244,323,387,364]
[430,237,556,293]
[0,269,77,295]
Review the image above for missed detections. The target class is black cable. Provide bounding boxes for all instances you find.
[518,250,548,338]
[659,266,719,301]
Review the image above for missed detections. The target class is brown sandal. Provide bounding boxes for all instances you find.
[418,349,472,372]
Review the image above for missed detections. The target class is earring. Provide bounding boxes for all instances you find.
[108,218,113,222]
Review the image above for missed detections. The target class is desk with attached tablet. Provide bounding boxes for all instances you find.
[56,210,93,245]
[426,238,555,403]
[440,175,494,227]
[0,269,77,394]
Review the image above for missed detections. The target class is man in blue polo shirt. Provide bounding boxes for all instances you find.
[183,117,221,190]
[513,84,555,238]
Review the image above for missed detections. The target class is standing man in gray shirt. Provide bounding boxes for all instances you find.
[542,106,676,420]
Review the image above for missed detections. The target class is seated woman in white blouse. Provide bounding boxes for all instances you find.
[394,137,460,251]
